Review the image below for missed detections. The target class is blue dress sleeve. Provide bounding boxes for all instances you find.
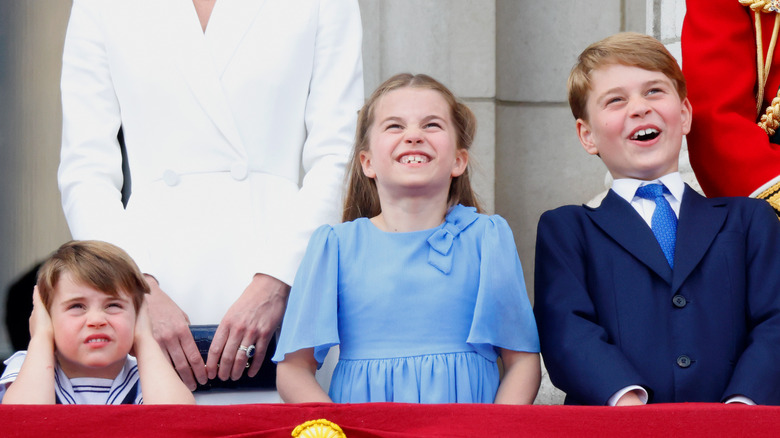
[467,215,540,356]
[272,225,340,367]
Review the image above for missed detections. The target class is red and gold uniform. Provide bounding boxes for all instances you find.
[682,0,780,213]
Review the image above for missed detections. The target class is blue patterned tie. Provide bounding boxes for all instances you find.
[635,184,677,268]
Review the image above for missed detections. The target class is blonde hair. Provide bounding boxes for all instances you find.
[568,32,687,121]
[342,73,483,221]
[37,240,150,313]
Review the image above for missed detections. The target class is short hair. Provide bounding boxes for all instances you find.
[37,240,150,313]
[342,73,483,221]
[568,32,687,121]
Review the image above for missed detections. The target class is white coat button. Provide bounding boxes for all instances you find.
[163,170,180,186]
[231,162,249,181]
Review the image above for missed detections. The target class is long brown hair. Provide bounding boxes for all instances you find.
[342,73,483,222]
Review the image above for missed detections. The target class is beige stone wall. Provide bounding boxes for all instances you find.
[360,0,498,213]
[0,1,72,356]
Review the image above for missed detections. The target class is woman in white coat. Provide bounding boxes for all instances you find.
[58,0,364,397]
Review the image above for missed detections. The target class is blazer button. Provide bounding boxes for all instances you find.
[231,162,248,181]
[676,355,692,368]
[672,295,687,308]
[163,170,180,187]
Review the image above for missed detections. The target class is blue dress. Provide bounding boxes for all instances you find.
[272,205,539,403]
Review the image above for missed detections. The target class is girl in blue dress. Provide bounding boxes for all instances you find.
[273,73,540,404]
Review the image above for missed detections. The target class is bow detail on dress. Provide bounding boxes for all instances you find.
[426,205,479,274]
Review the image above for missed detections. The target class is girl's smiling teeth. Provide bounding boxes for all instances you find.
[399,154,429,164]
[87,337,110,343]
[630,128,660,141]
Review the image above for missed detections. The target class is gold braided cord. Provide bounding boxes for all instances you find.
[740,0,780,130]
[765,16,780,80]
[759,95,780,134]
[756,12,766,113]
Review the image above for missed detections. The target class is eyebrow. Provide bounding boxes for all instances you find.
[58,295,129,306]
[378,114,447,125]
[58,296,86,307]
[599,79,671,99]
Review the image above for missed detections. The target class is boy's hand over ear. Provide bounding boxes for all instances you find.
[29,286,53,342]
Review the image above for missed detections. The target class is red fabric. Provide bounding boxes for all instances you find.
[0,403,778,437]
[682,0,780,197]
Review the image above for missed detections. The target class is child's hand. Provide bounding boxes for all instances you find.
[28,286,53,341]
[132,293,197,404]
[4,286,57,404]
[615,390,645,406]
[133,296,155,344]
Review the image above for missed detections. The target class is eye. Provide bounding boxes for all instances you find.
[423,122,442,129]
[384,123,403,131]
[106,302,125,312]
[67,303,85,311]
[605,96,623,106]
[646,87,665,96]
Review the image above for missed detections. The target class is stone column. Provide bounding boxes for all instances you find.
[0,1,72,357]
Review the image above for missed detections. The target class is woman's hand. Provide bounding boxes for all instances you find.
[205,273,289,381]
[144,275,207,390]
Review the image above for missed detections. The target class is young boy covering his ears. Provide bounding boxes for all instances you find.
[0,240,194,404]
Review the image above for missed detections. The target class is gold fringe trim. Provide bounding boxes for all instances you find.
[740,0,779,13]
[292,419,347,438]
[756,180,780,215]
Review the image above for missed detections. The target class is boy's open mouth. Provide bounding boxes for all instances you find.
[630,128,660,141]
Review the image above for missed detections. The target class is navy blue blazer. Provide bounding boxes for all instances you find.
[534,185,780,405]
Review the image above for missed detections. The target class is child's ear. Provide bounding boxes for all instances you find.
[359,150,376,178]
[576,118,599,156]
[680,97,693,136]
[450,149,469,178]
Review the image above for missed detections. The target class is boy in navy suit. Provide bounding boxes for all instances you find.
[534,32,780,406]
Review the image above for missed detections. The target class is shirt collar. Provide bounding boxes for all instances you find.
[611,172,685,205]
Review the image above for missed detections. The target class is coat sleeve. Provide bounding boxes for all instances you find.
[261,0,364,285]
[723,200,780,404]
[533,209,649,405]
[682,0,780,202]
[58,0,151,270]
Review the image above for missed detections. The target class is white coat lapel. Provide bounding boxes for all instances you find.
[205,0,268,78]
[160,0,247,156]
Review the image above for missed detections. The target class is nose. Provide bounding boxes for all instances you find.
[629,96,652,118]
[404,129,424,145]
[86,309,107,328]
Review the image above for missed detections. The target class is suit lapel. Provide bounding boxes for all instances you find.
[159,0,247,155]
[670,186,728,293]
[586,189,673,283]
[205,0,268,78]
